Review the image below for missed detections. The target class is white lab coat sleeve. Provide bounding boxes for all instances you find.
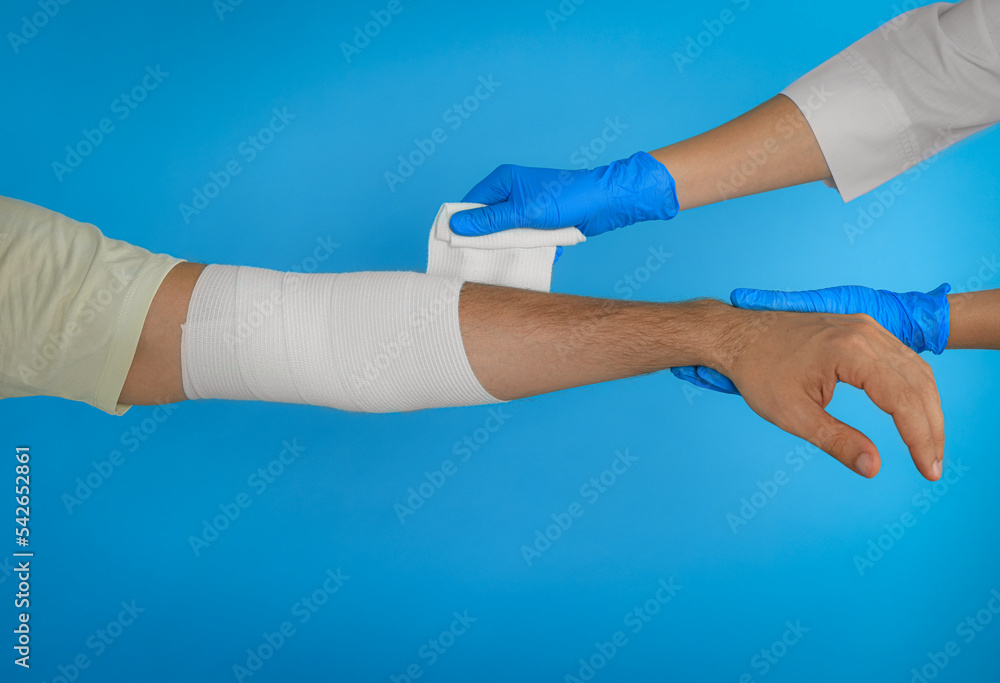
[781,0,1000,202]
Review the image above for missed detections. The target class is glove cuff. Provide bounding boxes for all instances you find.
[603,151,680,229]
[898,283,952,355]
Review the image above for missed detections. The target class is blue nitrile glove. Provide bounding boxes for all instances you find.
[670,283,953,396]
[670,364,739,394]
[449,151,679,238]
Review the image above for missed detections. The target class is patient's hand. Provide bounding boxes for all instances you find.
[673,283,952,396]
[711,307,944,481]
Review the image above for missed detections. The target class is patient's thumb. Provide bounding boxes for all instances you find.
[801,406,882,479]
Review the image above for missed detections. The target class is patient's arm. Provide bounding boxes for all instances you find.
[122,269,944,481]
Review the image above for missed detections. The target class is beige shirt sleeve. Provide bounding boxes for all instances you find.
[0,196,183,415]
[782,0,1000,202]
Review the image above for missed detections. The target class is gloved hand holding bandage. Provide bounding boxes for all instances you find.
[448,151,679,238]
[671,283,953,395]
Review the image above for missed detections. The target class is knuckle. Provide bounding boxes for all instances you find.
[907,357,938,391]
[918,358,936,381]
[849,312,878,327]
[921,369,938,394]
[839,329,874,355]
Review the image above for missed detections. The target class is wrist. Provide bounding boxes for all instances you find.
[676,299,758,373]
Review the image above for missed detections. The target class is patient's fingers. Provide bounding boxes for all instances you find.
[834,332,944,480]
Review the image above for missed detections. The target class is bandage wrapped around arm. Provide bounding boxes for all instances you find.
[180,267,501,412]
[180,203,584,412]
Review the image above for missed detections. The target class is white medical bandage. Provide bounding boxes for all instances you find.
[180,203,577,412]
[427,203,586,292]
[181,267,500,412]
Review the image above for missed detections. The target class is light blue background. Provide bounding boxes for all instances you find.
[2,0,999,681]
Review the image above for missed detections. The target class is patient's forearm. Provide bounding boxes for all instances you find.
[947,290,1000,350]
[650,95,831,211]
[462,283,945,481]
[458,283,736,400]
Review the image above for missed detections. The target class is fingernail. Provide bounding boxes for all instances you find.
[932,459,943,480]
[855,452,873,478]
